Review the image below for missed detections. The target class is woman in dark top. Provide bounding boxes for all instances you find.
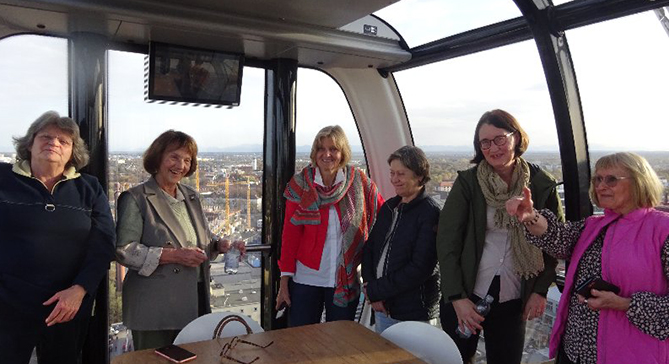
[0,111,116,364]
[362,146,440,333]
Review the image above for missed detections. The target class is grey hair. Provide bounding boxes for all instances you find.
[12,111,90,170]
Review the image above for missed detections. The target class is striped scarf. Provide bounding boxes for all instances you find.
[284,165,380,307]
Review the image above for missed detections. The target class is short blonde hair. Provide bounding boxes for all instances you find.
[309,125,351,169]
[589,152,664,208]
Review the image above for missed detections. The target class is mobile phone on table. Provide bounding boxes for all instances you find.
[575,276,620,299]
[154,344,197,363]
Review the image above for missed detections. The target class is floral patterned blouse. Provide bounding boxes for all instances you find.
[526,210,669,364]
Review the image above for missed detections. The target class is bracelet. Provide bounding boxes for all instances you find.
[523,209,540,226]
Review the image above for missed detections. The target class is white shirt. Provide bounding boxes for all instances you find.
[290,168,345,288]
[472,206,521,303]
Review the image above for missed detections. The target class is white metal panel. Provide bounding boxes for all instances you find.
[325,67,412,198]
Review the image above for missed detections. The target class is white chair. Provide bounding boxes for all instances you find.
[381,321,462,364]
[173,312,264,345]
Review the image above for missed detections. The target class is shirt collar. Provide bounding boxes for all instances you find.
[12,159,80,180]
[313,167,345,187]
[161,186,186,203]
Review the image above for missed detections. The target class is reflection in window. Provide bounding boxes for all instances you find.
[107,50,264,357]
[295,68,366,173]
[393,40,561,363]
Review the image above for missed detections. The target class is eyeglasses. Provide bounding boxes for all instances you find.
[591,175,631,188]
[36,133,73,147]
[219,336,273,364]
[479,131,515,150]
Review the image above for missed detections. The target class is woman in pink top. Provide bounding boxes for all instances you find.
[507,152,669,364]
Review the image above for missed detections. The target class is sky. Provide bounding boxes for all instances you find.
[0,0,667,153]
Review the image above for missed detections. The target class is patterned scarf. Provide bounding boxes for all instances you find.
[284,165,380,307]
[476,157,544,279]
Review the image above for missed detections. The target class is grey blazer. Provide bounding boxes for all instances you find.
[116,178,216,330]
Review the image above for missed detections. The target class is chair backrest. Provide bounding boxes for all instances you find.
[173,312,264,345]
[381,321,462,364]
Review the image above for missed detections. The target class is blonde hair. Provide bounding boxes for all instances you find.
[309,125,351,169]
[589,152,664,208]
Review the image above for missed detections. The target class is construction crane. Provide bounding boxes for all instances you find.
[225,176,230,234]
[247,176,251,229]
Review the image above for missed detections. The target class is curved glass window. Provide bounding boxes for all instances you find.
[295,68,364,173]
[566,10,669,209]
[395,40,562,209]
[375,0,521,47]
[0,35,68,155]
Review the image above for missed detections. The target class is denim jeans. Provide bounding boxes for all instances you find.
[288,280,359,327]
[374,312,401,333]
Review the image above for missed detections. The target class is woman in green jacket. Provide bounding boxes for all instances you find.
[436,109,563,364]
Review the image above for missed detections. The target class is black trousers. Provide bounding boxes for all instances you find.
[440,276,525,364]
[0,296,89,364]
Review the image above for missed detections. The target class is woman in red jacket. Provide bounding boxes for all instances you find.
[275,125,382,326]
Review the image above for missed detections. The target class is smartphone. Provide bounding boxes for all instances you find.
[154,344,197,363]
[575,276,620,299]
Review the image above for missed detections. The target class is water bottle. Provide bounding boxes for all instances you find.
[456,294,494,339]
[224,245,240,274]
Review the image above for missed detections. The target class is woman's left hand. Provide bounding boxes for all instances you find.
[43,284,86,326]
[523,293,547,320]
[578,289,631,311]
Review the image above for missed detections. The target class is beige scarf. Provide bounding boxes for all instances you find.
[476,157,544,279]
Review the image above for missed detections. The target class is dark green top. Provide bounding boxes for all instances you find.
[436,163,564,305]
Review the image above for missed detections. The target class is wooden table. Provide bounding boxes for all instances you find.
[112,320,427,364]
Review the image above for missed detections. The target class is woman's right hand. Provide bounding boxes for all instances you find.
[276,276,292,310]
[452,298,484,334]
[506,186,534,222]
[160,247,208,267]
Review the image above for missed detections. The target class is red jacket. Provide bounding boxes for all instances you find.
[279,195,384,274]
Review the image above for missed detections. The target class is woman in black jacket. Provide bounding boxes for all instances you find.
[362,146,440,333]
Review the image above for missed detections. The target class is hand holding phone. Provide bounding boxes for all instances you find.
[575,276,620,299]
[155,344,197,363]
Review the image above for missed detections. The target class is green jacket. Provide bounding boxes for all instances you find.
[436,163,564,305]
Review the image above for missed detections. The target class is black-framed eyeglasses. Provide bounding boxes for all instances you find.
[592,175,631,188]
[219,336,273,364]
[479,131,515,150]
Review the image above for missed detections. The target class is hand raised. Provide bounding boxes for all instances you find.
[506,186,534,222]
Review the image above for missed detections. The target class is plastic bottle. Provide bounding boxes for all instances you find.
[224,245,240,274]
[455,294,494,339]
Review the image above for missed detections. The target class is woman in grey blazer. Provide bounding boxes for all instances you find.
[115,130,245,350]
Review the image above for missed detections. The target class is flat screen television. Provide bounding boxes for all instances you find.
[148,42,244,106]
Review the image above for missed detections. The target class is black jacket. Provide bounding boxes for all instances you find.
[362,187,441,321]
[0,162,116,319]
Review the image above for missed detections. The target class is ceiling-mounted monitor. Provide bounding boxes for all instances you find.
[148,42,244,106]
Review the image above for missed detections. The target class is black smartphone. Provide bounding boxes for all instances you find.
[575,276,620,299]
[154,344,197,363]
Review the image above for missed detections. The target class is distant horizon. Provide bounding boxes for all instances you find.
[3,147,669,155]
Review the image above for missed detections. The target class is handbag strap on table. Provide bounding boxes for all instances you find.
[212,314,254,339]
